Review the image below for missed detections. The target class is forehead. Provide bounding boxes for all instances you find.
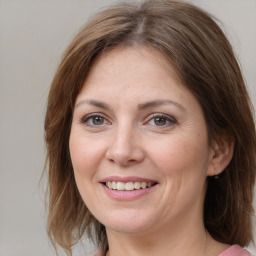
[75,47,204,118]
[86,45,179,84]
[80,46,182,95]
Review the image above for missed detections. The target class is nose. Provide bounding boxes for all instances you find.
[106,126,145,167]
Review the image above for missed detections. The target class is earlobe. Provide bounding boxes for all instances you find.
[207,131,235,177]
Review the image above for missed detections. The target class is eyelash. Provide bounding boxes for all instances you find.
[145,113,177,127]
[79,113,177,128]
[80,113,110,127]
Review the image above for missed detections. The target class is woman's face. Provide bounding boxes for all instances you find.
[69,47,216,235]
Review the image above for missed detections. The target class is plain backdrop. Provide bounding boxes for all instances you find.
[0,0,255,255]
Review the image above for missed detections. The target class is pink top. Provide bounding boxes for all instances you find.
[218,245,251,256]
[94,245,251,256]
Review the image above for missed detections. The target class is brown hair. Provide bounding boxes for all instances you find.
[44,0,256,254]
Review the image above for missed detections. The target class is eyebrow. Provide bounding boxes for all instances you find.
[138,99,185,111]
[75,99,112,109]
[75,99,185,111]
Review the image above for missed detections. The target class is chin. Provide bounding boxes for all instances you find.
[95,209,156,235]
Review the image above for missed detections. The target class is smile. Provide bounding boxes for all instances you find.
[105,181,156,191]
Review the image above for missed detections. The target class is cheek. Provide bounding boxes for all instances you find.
[69,131,104,179]
[69,133,103,207]
[149,135,210,179]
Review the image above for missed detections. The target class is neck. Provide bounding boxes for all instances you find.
[105,216,228,256]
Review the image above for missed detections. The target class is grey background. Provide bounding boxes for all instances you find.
[0,0,255,255]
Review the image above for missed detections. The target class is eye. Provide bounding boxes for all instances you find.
[80,113,110,127]
[90,116,105,125]
[146,114,177,127]
[153,116,168,126]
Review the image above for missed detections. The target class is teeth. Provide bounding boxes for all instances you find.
[141,182,146,189]
[112,181,117,190]
[116,182,125,190]
[147,182,152,188]
[107,181,112,189]
[125,182,134,191]
[105,181,155,191]
[134,182,141,190]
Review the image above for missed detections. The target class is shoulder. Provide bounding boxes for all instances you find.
[218,245,251,256]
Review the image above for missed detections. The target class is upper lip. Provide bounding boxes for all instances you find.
[100,176,158,183]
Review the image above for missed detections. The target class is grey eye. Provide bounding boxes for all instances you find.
[92,116,105,125]
[154,117,167,126]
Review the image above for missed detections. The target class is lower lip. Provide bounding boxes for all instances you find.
[101,183,157,201]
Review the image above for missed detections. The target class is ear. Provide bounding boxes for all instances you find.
[207,130,234,177]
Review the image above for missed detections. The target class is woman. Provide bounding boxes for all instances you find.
[44,0,256,255]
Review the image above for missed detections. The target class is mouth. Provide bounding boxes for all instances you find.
[100,177,158,200]
[103,181,157,191]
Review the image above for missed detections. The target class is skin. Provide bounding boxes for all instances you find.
[69,46,233,256]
